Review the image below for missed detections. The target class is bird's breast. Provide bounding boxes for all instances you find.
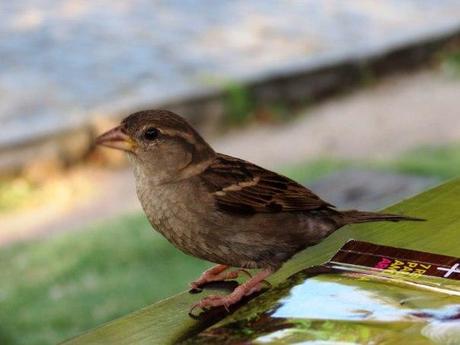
[135,176,213,257]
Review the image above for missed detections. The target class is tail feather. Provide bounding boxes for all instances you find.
[340,210,425,225]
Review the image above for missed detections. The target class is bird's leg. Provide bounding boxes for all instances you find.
[189,265,251,291]
[190,268,273,312]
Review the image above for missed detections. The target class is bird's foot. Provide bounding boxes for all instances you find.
[190,282,264,314]
[189,268,273,315]
[189,264,251,293]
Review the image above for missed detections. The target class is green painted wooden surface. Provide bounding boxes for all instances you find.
[62,178,460,345]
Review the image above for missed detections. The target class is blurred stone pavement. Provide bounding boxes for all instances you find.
[2,0,460,149]
[309,169,438,211]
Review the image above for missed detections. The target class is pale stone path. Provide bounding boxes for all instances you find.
[1,69,460,245]
[214,70,460,169]
[2,0,460,148]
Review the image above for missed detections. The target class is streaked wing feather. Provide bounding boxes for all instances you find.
[201,154,333,214]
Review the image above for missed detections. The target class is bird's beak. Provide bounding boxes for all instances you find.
[95,126,136,152]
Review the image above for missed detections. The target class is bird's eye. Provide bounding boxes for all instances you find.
[143,127,159,141]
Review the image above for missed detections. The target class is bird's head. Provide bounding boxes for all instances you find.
[96,110,215,184]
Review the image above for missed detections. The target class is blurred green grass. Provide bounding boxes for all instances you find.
[441,46,460,77]
[0,143,459,345]
[385,144,460,179]
[0,179,36,212]
[0,216,210,345]
[282,144,460,182]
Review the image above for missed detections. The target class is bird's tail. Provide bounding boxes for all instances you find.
[340,210,425,225]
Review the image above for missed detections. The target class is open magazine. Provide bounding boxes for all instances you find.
[185,240,460,344]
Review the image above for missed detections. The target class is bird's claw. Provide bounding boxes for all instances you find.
[239,269,252,279]
[188,286,203,294]
[188,268,252,294]
[189,295,231,316]
[188,269,273,317]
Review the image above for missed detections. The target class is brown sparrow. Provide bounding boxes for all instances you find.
[96,110,422,312]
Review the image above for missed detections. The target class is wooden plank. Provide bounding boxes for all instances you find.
[62,178,460,345]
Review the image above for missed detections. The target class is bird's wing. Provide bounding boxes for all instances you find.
[200,154,334,214]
